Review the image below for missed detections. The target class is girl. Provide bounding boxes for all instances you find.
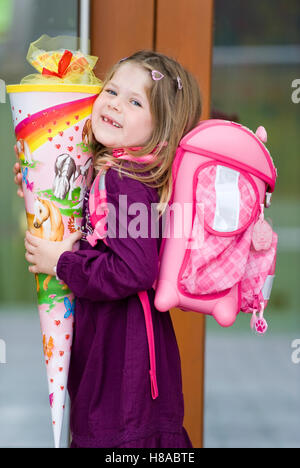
[13,50,202,448]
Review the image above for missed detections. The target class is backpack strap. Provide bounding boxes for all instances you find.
[89,168,158,399]
[87,169,109,247]
[138,290,159,399]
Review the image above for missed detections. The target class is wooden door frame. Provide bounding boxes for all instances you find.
[90,0,214,448]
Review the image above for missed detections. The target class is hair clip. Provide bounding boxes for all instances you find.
[177,76,183,90]
[119,57,128,63]
[151,70,164,81]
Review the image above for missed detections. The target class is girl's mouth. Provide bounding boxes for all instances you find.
[101,115,122,128]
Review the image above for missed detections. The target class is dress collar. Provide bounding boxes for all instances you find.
[112,147,156,164]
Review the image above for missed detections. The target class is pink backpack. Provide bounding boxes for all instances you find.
[87,120,278,399]
[154,119,278,335]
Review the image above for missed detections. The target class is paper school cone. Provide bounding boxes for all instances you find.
[7,83,101,447]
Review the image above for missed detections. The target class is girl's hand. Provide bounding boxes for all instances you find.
[13,145,24,198]
[25,230,82,276]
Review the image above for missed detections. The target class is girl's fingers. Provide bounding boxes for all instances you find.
[14,173,22,184]
[15,171,22,182]
[24,239,35,254]
[69,230,83,245]
[25,251,35,264]
[13,163,24,197]
[17,188,24,198]
[25,231,40,247]
[13,162,20,174]
[28,265,38,274]
[13,167,22,184]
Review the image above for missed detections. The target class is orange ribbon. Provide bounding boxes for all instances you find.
[42,50,73,79]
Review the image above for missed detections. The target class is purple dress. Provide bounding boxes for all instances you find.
[57,167,192,448]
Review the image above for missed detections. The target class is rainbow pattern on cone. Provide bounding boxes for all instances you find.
[15,95,96,152]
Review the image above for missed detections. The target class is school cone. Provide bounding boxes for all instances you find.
[7,83,101,448]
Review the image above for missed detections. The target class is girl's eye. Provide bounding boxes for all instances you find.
[106,89,117,96]
[131,99,142,107]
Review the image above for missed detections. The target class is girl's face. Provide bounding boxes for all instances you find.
[92,62,154,148]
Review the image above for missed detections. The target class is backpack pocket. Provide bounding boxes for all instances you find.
[179,162,260,296]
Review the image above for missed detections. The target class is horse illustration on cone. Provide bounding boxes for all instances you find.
[26,197,64,291]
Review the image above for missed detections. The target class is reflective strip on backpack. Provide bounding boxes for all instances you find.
[213,165,240,232]
[261,275,275,300]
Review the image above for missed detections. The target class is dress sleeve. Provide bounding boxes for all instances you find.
[56,169,159,301]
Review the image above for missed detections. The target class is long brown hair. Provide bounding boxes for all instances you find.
[92,50,202,213]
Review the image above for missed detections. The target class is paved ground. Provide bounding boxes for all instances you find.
[204,330,300,448]
[0,306,299,448]
[0,307,70,448]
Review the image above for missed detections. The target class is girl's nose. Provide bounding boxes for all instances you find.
[109,100,121,112]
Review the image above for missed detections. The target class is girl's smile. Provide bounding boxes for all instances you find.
[92,62,154,148]
[101,115,122,128]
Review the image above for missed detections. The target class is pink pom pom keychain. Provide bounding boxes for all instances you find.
[252,204,273,251]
